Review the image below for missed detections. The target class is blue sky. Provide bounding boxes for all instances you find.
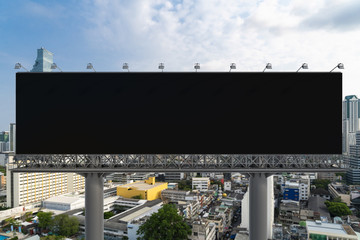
[1,0,360,130]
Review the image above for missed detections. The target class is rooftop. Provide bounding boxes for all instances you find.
[306,221,356,236]
[43,195,83,204]
[109,199,162,223]
[118,181,166,190]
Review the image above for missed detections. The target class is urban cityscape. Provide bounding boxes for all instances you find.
[0,47,354,240]
[2,1,360,240]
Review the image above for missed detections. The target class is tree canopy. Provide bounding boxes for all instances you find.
[51,214,79,237]
[325,201,352,216]
[313,179,331,191]
[40,236,65,240]
[104,211,115,219]
[137,204,191,240]
[37,212,54,230]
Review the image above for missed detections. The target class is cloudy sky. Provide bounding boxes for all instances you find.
[0,0,359,130]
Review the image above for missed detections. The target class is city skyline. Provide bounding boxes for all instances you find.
[0,0,359,130]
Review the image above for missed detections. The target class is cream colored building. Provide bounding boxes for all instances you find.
[192,177,210,192]
[6,154,85,207]
[328,182,351,206]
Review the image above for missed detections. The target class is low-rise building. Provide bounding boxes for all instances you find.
[43,195,85,211]
[283,178,310,201]
[161,189,193,202]
[192,178,210,192]
[317,172,337,181]
[306,220,358,240]
[189,221,216,240]
[164,172,185,181]
[279,201,300,226]
[117,177,168,200]
[224,181,231,191]
[328,182,351,206]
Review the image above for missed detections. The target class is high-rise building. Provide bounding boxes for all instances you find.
[0,131,10,153]
[6,154,85,207]
[9,123,15,152]
[0,131,9,142]
[6,48,85,208]
[30,47,54,72]
[343,95,360,155]
[346,132,360,184]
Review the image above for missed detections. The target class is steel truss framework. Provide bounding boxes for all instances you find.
[10,154,346,173]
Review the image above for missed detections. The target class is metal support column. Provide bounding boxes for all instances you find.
[249,173,268,240]
[85,173,104,240]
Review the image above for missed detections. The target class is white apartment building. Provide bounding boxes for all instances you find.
[299,178,310,201]
[192,177,210,192]
[224,181,231,191]
[6,155,85,207]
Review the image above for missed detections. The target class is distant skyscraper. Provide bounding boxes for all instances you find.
[0,131,9,152]
[0,131,9,142]
[343,95,360,155]
[30,47,53,72]
[9,123,15,152]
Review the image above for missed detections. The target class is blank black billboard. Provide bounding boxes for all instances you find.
[16,72,342,154]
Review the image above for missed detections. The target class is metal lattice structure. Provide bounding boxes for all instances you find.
[10,154,346,173]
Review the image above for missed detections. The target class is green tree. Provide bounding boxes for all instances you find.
[37,212,54,231]
[335,173,345,178]
[178,180,192,191]
[40,236,66,240]
[104,211,115,219]
[22,211,33,222]
[137,204,191,240]
[325,201,352,216]
[3,217,20,229]
[0,166,6,176]
[313,179,331,190]
[52,214,79,237]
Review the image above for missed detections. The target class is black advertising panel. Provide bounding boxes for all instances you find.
[16,72,342,154]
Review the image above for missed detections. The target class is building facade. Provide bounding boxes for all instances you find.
[192,177,210,192]
[347,132,360,184]
[343,95,360,155]
[7,154,85,207]
[30,47,53,72]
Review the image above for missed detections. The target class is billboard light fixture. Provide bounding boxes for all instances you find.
[330,63,344,72]
[263,63,272,72]
[194,63,200,72]
[296,63,308,72]
[229,63,236,72]
[123,63,129,72]
[51,63,62,72]
[87,63,96,72]
[14,63,29,72]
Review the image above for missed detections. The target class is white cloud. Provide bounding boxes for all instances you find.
[21,1,66,19]
[82,0,360,96]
